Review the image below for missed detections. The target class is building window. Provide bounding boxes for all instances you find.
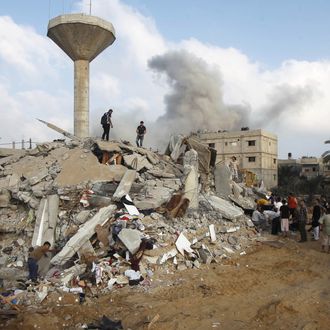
[208,143,215,148]
[225,142,228,146]
[248,156,256,162]
[273,159,276,164]
[273,174,276,181]
[248,140,256,146]
[312,167,316,172]
[269,142,271,146]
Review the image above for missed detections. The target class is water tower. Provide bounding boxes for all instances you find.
[47,14,116,138]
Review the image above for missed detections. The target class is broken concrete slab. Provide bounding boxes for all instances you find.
[206,195,244,220]
[169,135,186,162]
[135,147,160,165]
[184,166,199,209]
[28,168,49,186]
[32,195,59,247]
[59,264,87,286]
[183,149,199,173]
[112,169,136,201]
[51,204,116,265]
[209,224,216,243]
[95,140,122,153]
[54,149,127,186]
[214,162,232,198]
[229,194,255,210]
[123,154,152,171]
[43,195,59,245]
[186,137,211,174]
[0,148,27,158]
[147,169,175,178]
[118,228,142,255]
[134,186,172,210]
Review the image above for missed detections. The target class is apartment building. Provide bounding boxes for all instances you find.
[279,154,329,180]
[197,128,278,189]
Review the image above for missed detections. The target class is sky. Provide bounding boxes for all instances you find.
[0,0,330,158]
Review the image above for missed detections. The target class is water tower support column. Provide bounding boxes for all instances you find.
[74,60,89,138]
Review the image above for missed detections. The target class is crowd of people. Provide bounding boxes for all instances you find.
[252,193,330,253]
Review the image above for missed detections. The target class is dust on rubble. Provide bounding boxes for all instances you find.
[3,238,329,330]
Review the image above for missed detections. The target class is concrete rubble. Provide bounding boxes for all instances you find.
[0,134,263,316]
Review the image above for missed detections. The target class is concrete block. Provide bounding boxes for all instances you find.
[118,228,142,255]
[206,195,244,220]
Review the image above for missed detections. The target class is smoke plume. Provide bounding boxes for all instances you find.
[148,50,250,147]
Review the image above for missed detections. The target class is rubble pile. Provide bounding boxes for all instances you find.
[0,136,260,315]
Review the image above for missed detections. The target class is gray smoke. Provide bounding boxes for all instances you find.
[91,50,315,151]
[254,84,314,127]
[148,50,251,147]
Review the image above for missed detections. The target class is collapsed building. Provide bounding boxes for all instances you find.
[0,131,270,314]
[197,128,278,189]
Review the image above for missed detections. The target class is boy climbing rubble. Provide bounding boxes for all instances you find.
[27,241,55,282]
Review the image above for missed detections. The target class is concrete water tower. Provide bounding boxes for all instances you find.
[47,14,116,138]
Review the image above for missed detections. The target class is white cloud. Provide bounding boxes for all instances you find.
[0,0,329,158]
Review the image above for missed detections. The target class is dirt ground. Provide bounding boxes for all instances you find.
[2,234,330,330]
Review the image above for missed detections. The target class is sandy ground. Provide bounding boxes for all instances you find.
[2,234,330,330]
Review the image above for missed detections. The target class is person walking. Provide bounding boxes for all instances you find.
[311,199,321,240]
[136,121,146,147]
[298,200,308,242]
[101,109,113,141]
[280,199,290,237]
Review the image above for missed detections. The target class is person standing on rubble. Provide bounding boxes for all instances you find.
[27,241,54,282]
[136,121,146,147]
[229,156,239,181]
[101,109,113,141]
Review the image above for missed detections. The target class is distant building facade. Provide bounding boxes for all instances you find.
[197,128,278,189]
[279,154,328,180]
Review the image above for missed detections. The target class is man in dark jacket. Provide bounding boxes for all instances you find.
[101,109,113,141]
[136,121,146,147]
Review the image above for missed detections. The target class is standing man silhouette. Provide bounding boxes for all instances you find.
[136,121,146,147]
[101,109,113,141]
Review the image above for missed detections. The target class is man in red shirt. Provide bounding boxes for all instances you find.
[288,193,298,217]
